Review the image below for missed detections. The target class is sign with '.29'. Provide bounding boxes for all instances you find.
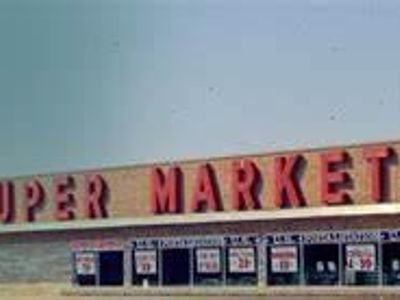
[228,247,256,273]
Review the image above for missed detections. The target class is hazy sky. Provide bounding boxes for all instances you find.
[0,0,399,178]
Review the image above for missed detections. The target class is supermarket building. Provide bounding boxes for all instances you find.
[1,139,400,299]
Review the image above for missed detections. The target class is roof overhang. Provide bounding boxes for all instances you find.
[1,203,399,234]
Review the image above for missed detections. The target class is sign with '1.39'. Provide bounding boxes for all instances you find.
[346,244,376,272]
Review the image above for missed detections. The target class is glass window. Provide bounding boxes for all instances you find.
[343,243,379,285]
[73,251,97,286]
[98,251,124,286]
[226,246,257,285]
[194,247,223,286]
[304,244,339,285]
[267,245,300,285]
[162,248,190,286]
[383,243,400,285]
[132,249,159,286]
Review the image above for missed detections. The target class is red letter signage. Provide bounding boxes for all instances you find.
[84,174,108,218]
[231,160,261,210]
[150,167,182,214]
[320,150,352,205]
[24,179,45,222]
[274,155,306,208]
[53,175,76,221]
[0,181,14,223]
[191,164,222,212]
[364,146,393,202]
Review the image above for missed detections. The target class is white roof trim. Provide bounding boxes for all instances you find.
[1,203,400,234]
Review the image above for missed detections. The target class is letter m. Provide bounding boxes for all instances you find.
[150,167,182,214]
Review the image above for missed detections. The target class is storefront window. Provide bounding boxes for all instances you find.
[343,243,379,285]
[162,248,190,285]
[71,231,400,288]
[226,246,257,285]
[267,245,300,285]
[224,236,258,285]
[383,243,400,285]
[194,247,223,285]
[74,251,97,286]
[98,251,124,286]
[74,250,124,286]
[304,244,339,285]
[132,249,159,286]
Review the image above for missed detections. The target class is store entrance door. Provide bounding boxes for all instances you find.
[162,248,190,285]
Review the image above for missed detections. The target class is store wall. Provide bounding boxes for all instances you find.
[0,140,399,225]
[1,214,400,284]
[0,239,70,283]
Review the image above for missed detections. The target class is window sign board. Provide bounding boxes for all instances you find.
[225,235,258,246]
[228,247,256,273]
[342,232,380,243]
[192,237,223,248]
[270,246,298,273]
[159,238,193,249]
[264,230,384,245]
[132,239,159,249]
[266,234,301,245]
[302,232,342,244]
[75,252,96,276]
[70,239,123,251]
[158,236,223,249]
[346,244,376,272]
[135,250,157,275]
[196,248,221,274]
[381,230,400,242]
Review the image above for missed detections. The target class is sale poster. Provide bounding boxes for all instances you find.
[75,252,96,275]
[135,250,157,275]
[196,248,221,274]
[270,246,298,273]
[346,244,376,272]
[228,247,256,273]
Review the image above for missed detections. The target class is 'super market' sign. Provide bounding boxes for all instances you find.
[0,141,399,225]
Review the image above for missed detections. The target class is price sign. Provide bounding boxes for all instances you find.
[196,248,221,274]
[270,246,298,273]
[228,247,256,273]
[346,244,376,272]
[135,250,157,275]
[75,252,96,275]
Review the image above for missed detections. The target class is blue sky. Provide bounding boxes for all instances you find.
[0,0,399,177]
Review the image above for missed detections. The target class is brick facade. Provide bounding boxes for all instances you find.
[1,140,400,299]
[1,139,399,224]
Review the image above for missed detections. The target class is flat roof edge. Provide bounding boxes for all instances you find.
[2,138,399,181]
[0,203,399,235]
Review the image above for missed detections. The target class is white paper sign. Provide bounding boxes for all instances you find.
[196,248,221,274]
[135,250,157,275]
[228,247,256,273]
[75,252,96,275]
[270,246,298,273]
[346,244,376,272]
